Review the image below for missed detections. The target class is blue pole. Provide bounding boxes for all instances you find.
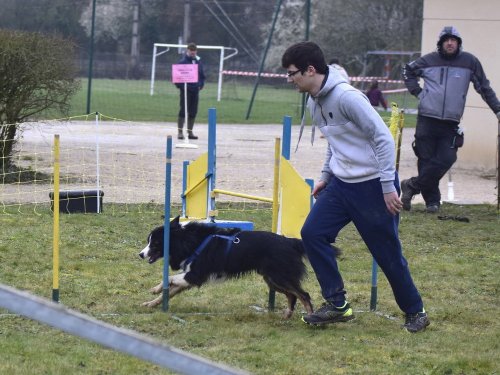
[162,136,173,312]
[267,115,293,311]
[370,259,378,311]
[207,108,217,221]
[181,161,189,218]
[282,116,291,160]
[305,178,314,209]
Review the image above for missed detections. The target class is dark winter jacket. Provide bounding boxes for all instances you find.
[403,51,500,122]
[175,54,206,92]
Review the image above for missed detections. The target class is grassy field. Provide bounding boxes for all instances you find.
[41,79,418,127]
[0,203,498,374]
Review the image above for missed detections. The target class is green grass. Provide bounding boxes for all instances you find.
[0,203,498,374]
[40,78,417,127]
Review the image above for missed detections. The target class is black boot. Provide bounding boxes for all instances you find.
[177,117,185,140]
[187,117,198,140]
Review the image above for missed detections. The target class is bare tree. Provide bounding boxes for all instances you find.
[312,0,423,75]
[0,30,79,172]
[265,0,422,74]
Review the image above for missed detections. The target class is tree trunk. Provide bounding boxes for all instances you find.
[0,124,17,173]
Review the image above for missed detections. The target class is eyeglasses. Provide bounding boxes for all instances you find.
[286,69,302,77]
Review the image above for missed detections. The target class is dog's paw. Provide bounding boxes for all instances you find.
[282,308,293,319]
[141,299,161,308]
[150,286,162,294]
[149,281,163,294]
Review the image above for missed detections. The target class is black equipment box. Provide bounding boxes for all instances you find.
[49,190,104,213]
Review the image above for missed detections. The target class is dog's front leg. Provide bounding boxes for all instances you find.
[169,273,193,298]
[142,278,170,307]
[142,274,192,308]
[142,280,165,307]
[148,273,182,295]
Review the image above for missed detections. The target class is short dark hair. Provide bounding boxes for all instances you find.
[187,42,197,51]
[281,41,328,74]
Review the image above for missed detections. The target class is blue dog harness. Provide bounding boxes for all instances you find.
[182,232,241,271]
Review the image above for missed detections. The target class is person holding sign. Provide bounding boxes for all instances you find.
[175,43,205,140]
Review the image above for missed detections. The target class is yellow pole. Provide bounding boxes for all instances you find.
[395,110,405,172]
[52,135,60,302]
[211,189,273,203]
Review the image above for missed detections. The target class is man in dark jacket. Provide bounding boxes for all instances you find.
[175,43,206,140]
[402,26,500,213]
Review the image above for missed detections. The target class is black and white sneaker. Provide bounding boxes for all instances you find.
[302,302,354,326]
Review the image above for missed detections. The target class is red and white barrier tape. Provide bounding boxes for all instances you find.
[222,70,405,84]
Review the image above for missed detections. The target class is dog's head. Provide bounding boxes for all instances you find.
[139,216,184,265]
[139,225,164,264]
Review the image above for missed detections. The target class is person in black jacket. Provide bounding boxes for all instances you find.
[401,26,500,213]
[175,43,206,140]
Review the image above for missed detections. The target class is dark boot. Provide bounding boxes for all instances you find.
[187,117,198,140]
[401,179,418,211]
[177,117,185,140]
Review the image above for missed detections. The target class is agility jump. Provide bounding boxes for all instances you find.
[181,108,313,239]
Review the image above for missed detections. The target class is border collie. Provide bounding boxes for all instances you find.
[139,216,340,318]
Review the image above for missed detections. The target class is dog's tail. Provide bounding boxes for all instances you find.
[294,238,342,258]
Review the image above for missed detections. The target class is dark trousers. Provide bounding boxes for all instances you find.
[301,175,424,314]
[410,115,458,205]
[178,88,199,119]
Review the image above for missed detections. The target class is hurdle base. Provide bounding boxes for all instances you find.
[209,220,254,231]
[179,218,254,231]
[175,142,198,149]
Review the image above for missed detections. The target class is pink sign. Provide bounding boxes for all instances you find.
[172,64,199,83]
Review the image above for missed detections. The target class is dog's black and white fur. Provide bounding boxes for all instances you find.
[139,216,340,318]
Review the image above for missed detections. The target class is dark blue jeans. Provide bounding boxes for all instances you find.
[301,175,424,314]
[410,115,459,205]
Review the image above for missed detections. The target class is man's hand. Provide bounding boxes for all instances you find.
[384,191,403,215]
[311,180,327,199]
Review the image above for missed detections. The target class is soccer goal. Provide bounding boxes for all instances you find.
[150,43,238,102]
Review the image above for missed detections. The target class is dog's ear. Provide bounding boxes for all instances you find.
[170,215,181,229]
[153,225,164,236]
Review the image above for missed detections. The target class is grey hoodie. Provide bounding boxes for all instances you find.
[308,66,396,194]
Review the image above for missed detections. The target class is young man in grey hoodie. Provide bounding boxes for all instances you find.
[282,41,429,333]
